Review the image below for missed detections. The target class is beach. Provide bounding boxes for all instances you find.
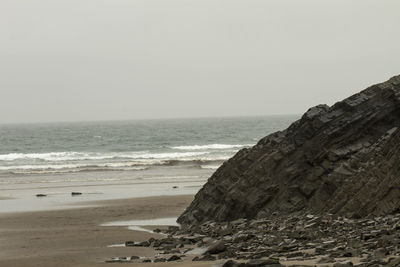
[0,195,340,267]
[0,194,217,267]
[0,117,296,266]
[0,162,215,266]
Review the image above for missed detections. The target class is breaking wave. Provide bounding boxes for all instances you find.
[171,144,252,150]
[0,151,208,162]
[0,150,231,175]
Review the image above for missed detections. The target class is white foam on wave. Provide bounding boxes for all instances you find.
[0,149,234,174]
[0,151,209,162]
[0,163,150,174]
[0,155,229,174]
[171,144,253,150]
[102,217,178,227]
[200,165,220,170]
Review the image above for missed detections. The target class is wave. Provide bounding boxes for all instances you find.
[0,143,247,175]
[200,165,220,170]
[0,157,228,175]
[0,151,209,162]
[171,144,253,150]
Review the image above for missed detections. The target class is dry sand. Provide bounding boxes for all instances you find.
[0,195,216,267]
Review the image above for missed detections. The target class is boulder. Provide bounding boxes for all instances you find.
[167,255,181,261]
[205,240,226,254]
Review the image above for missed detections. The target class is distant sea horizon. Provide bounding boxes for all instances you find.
[0,113,300,126]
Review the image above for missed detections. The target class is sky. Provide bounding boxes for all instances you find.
[0,0,399,124]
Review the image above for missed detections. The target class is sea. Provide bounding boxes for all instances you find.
[0,116,297,177]
[0,116,298,212]
[0,115,299,213]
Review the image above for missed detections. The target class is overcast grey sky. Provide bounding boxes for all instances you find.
[0,0,399,123]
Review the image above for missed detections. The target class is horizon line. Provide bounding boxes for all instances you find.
[0,113,301,126]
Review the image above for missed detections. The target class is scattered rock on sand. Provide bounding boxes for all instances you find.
[167,255,181,261]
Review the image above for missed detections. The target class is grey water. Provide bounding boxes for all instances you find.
[0,116,298,176]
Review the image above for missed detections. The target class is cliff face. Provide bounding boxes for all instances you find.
[178,75,400,225]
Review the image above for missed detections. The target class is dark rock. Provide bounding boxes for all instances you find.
[167,255,181,261]
[192,254,216,261]
[387,257,400,267]
[142,258,151,262]
[333,261,353,267]
[318,257,335,264]
[222,260,242,267]
[178,75,400,224]
[36,194,47,197]
[125,241,135,247]
[373,247,388,258]
[71,192,82,196]
[137,241,150,247]
[153,258,166,262]
[205,240,226,254]
[245,258,283,267]
[286,251,304,258]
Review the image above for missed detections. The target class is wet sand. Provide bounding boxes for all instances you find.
[0,195,216,267]
[0,194,351,267]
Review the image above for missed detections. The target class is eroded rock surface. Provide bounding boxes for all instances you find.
[178,75,400,224]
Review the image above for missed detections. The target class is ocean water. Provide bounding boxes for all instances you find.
[0,116,298,178]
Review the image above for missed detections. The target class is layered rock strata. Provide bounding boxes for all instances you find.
[178,75,400,224]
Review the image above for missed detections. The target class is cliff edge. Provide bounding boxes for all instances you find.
[178,75,400,224]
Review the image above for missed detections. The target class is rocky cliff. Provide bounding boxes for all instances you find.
[178,75,400,225]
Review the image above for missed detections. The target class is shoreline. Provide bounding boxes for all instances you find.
[1,190,395,267]
[0,194,217,267]
[0,171,207,213]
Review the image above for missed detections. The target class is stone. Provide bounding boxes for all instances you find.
[178,74,400,225]
[222,260,242,267]
[245,258,283,267]
[318,257,335,263]
[333,261,353,267]
[206,240,226,254]
[387,257,400,267]
[167,255,181,261]
[192,254,216,261]
[125,241,135,247]
[373,248,387,258]
[71,192,82,196]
